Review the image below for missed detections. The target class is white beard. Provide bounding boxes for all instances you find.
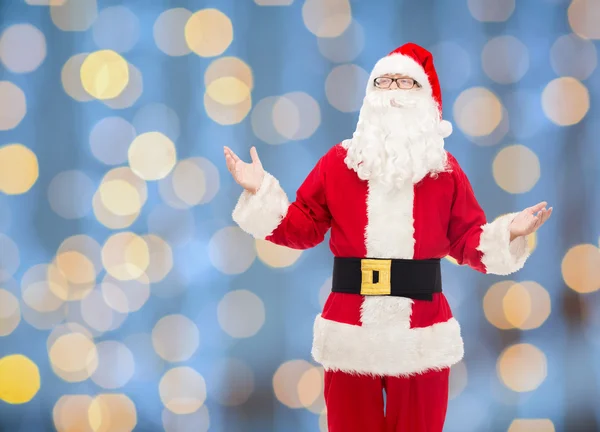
[343,89,449,189]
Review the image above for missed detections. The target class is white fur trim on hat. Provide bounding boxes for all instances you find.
[439,120,453,138]
[368,53,432,93]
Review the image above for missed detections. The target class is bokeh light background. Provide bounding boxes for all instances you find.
[0,0,599,431]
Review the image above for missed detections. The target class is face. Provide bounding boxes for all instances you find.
[373,74,421,91]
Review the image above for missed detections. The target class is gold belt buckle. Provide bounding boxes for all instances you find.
[360,259,392,295]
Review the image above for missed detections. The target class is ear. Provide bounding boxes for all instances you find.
[439,120,453,138]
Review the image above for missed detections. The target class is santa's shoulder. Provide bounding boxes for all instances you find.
[319,141,350,164]
[444,151,464,172]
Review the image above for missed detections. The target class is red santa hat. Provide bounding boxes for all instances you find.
[368,42,453,138]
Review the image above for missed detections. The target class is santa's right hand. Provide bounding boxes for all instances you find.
[224,146,265,194]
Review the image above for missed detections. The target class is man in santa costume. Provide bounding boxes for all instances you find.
[224,43,552,432]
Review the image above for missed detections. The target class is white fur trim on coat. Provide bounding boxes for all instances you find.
[232,172,290,239]
[368,53,432,94]
[311,314,464,377]
[477,212,530,275]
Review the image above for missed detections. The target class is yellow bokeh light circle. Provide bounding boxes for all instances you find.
[453,87,503,137]
[206,77,251,106]
[20,264,65,311]
[152,314,200,363]
[483,280,515,330]
[0,82,26,131]
[141,235,173,283]
[273,359,313,409]
[90,341,135,390]
[55,250,96,287]
[502,283,531,328]
[0,23,47,73]
[50,0,98,32]
[325,64,369,113]
[273,92,321,141]
[93,167,147,229]
[128,132,177,181]
[154,8,193,57]
[468,0,515,22]
[0,354,40,404]
[481,35,529,84]
[99,179,142,216]
[302,0,352,38]
[48,331,98,382]
[101,274,150,314]
[185,9,233,58]
[102,63,144,110]
[497,343,547,392]
[0,144,39,195]
[62,53,94,102]
[508,419,555,432]
[53,394,94,432]
[562,244,600,293]
[102,232,150,281]
[205,57,253,91]
[203,57,253,125]
[504,281,551,330]
[88,393,138,432]
[0,288,21,336]
[255,239,303,268]
[568,0,600,40]
[298,366,325,413]
[541,77,589,126]
[80,50,129,100]
[160,366,207,414]
[492,144,540,194]
[217,290,265,338]
[550,34,597,80]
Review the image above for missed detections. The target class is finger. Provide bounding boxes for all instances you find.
[541,207,553,224]
[250,146,262,167]
[225,154,236,173]
[226,147,242,163]
[526,202,547,214]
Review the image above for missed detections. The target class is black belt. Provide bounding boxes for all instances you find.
[331,257,442,301]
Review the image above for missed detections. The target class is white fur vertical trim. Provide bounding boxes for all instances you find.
[368,54,432,94]
[311,314,464,376]
[477,212,530,275]
[361,180,415,325]
[232,172,290,239]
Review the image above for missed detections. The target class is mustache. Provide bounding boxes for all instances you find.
[365,90,423,110]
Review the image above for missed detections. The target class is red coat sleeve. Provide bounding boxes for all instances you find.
[446,154,530,275]
[446,155,487,273]
[232,153,331,250]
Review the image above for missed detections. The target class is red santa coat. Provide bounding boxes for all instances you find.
[232,142,529,377]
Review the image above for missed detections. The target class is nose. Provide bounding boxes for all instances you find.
[389,80,399,90]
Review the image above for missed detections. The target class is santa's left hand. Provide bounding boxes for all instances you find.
[509,202,553,241]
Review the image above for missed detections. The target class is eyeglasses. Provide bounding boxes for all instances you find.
[374,77,421,90]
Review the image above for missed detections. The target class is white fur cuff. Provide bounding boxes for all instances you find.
[232,172,290,239]
[477,212,530,275]
[311,315,464,377]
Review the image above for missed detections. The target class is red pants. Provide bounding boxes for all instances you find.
[324,368,450,432]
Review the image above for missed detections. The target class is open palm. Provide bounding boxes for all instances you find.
[510,201,553,239]
[224,146,265,193]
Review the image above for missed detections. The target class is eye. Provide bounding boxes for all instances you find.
[375,78,392,86]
